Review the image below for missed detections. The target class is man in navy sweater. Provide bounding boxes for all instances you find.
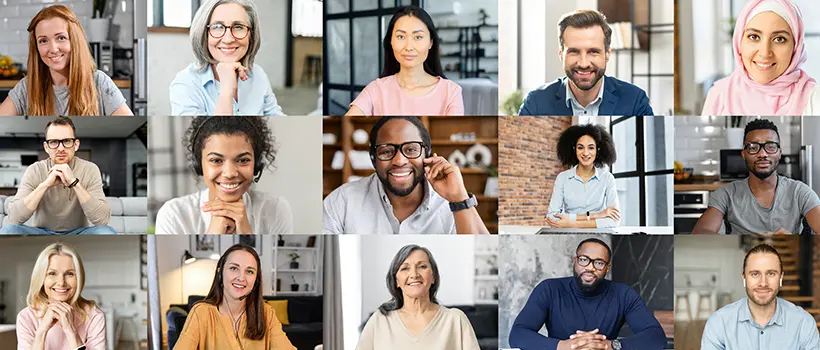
[509,238,667,350]
[517,10,654,117]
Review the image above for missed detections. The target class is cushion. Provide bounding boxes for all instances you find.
[122,216,147,234]
[106,197,123,216]
[266,300,290,325]
[287,298,313,324]
[3,196,11,213]
[121,197,147,216]
[108,217,125,233]
[0,195,5,214]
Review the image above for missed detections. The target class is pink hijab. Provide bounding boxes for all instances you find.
[702,0,815,115]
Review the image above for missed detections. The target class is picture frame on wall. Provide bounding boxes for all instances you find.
[234,235,262,256]
[190,235,220,258]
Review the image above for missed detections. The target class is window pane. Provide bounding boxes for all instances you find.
[328,0,349,15]
[645,174,673,226]
[382,0,396,8]
[148,0,154,27]
[615,177,639,227]
[354,0,378,11]
[612,117,637,174]
[327,19,351,85]
[163,0,192,27]
[644,116,674,172]
[354,17,379,86]
[328,89,352,115]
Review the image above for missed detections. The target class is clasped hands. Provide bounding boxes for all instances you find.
[558,329,613,350]
[202,198,252,234]
[42,164,77,189]
[36,301,82,348]
[547,207,621,228]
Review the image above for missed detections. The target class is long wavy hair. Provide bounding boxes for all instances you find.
[380,6,445,79]
[197,244,266,340]
[27,5,99,116]
[378,244,440,315]
[27,243,96,321]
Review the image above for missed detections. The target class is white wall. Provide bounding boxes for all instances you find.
[0,236,145,342]
[339,235,362,350]
[147,0,288,116]
[498,0,518,104]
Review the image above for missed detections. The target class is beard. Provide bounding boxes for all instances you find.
[746,284,778,307]
[747,158,779,180]
[565,63,605,91]
[377,165,425,197]
[573,269,602,293]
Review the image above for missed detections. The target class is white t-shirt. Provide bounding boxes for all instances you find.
[155,189,293,234]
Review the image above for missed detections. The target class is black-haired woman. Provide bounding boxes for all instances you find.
[345,6,464,116]
[155,116,293,234]
[175,244,295,349]
[356,245,480,350]
[546,124,621,228]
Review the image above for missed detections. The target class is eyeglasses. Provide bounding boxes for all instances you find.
[744,142,780,155]
[373,142,425,161]
[45,138,76,149]
[207,23,251,39]
[576,255,609,270]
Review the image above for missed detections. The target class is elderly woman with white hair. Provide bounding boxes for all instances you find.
[169,0,284,115]
[16,243,105,350]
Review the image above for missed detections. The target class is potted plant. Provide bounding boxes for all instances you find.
[288,252,300,269]
[89,0,111,42]
[483,165,498,197]
[290,276,299,292]
[502,90,523,116]
[487,255,498,275]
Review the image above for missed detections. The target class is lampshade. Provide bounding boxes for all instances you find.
[182,250,196,264]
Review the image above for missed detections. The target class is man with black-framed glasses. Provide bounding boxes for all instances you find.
[510,238,666,350]
[693,118,820,234]
[323,116,489,234]
[0,117,114,234]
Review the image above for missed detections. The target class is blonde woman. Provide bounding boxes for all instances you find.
[0,5,132,116]
[16,243,105,350]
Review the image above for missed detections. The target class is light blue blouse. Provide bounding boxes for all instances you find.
[169,63,284,116]
[547,165,619,228]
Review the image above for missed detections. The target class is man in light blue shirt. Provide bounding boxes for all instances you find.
[701,243,820,350]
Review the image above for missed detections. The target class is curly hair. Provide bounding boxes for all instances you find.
[183,116,277,180]
[744,118,780,142]
[556,124,616,168]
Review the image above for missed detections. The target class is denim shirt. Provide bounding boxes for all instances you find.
[169,63,284,116]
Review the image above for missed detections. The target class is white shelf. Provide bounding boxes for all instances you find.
[274,291,317,296]
[475,275,498,281]
[276,246,317,251]
[475,299,498,304]
[278,269,317,273]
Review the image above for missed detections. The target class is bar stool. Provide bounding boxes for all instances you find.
[301,55,322,85]
[675,291,692,321]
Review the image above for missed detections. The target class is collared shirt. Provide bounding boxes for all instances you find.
[322,173,456,234]
[565,77,605,116]
[169,63,284,116]
[701,297,820,350]
[547,165,619,228]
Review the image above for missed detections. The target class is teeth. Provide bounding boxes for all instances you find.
[232,283,245,288]
[219,183,240,189]
[390,172,411,177]
[755,62,774,69]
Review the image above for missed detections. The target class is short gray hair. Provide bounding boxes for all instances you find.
[190,0,261,70]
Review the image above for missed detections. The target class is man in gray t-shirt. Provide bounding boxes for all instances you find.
[694,119,820,234]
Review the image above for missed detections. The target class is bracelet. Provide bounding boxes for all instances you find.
[67,178,79,188]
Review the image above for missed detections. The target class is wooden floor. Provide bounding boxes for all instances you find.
[674,320,706,350]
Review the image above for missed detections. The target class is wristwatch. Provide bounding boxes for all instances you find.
[612,339,622,350]
[67,177,80,188]
[449,194,478,212]
[586,211,590,221]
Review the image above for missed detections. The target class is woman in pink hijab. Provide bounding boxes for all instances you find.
[702,0,817,115]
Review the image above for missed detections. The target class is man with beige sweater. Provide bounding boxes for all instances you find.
[0,117,115,234]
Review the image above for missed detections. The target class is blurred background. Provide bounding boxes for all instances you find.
[324,0,499,115]
[498,0,675,115]
[148,0,323,115]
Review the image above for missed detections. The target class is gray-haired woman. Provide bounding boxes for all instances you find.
[356,244,481,350]
[169,0,284,116]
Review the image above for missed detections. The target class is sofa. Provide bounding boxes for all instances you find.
[361,304,498,350]
[166,295,323,350]
[0,195,147,234]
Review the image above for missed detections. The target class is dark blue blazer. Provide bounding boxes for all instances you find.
[518,76,654,116]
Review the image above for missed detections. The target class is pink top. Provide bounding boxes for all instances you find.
[351,75,464,116]
[16,305,106,350]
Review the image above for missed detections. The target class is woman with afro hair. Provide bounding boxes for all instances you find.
[546,124,621,228]
[155,116,293,234]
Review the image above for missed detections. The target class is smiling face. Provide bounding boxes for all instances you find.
[221,250,257,302]
[43,124,77,165]
[207,3,251,63]
[391,15,432,71]
[744,252,781,307]
[35,17,71,75]
[374,119,426,197]
[575,135,597,168]
[740,11,795,84]
[395,249,434,300]
[43,254,77,302]
[742,129,781,180]
[573,242,610,293]
[201,133,255,202]
[560,26,608,91]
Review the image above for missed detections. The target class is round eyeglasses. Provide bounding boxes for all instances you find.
[373,142,425,161]
[576,255,609,270]
[744,141,780,155]
[207,23,251,39]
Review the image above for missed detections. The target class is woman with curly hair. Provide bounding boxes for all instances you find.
[546,124,620,228]
[155,116,293,234]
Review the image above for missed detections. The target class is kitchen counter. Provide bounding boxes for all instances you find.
[500,225,674,235]
[674,182,724,192]
[0,78,132,89]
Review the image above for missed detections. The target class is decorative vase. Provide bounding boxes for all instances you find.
[277,237,285,247]
[290,284,299,292]
[290,261,299,269]
[484,177,498,197]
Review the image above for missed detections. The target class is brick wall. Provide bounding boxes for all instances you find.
[499,116,572,226]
